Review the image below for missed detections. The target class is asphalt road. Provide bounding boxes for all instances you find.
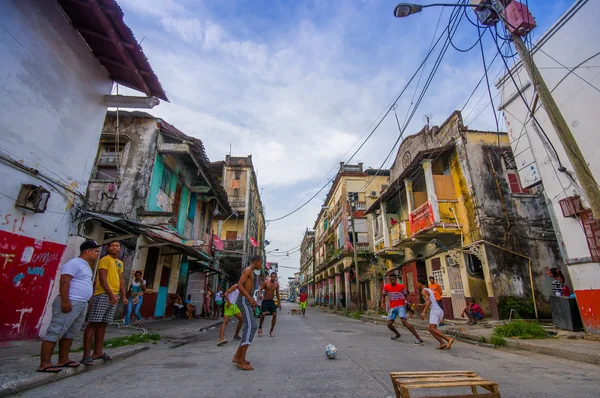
[22,302,600,398]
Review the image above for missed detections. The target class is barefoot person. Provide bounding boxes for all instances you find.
[418,279,454,350]
[81,241,128,365]
[217,284,243,346]
[258,272,281,337]
[383,274,424,345]
[232,256,263,371]
[37,240,100,372]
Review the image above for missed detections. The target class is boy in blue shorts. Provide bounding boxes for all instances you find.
[383,274,424,345]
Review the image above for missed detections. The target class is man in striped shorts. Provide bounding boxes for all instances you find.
[232,255,263,371]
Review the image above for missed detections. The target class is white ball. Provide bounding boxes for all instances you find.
[325,344,337,359]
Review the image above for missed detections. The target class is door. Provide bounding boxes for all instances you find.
[187,272,206,312]
[448,265,467,318]
[154,267,171,317]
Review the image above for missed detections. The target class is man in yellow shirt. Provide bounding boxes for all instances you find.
[81,241,128,365]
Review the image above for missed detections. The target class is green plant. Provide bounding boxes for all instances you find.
[490,335,506,347]
[497,297,536,320]
[346,311,364,320]
[478,336,487,343]
[493,320,547,340]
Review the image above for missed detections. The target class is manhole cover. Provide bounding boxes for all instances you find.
[333,329,354,333]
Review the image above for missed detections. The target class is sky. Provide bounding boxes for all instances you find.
[116,0,573,283]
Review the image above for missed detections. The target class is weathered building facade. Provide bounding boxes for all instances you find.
[299,229,315,304]
[212,156,265,284]
[83,111,231,319]
[313,163,390,311]
[368,111,561,320]
[496,0,600,332]
[0,0,166,341]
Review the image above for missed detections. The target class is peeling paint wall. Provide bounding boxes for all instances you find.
[0,1,112,340]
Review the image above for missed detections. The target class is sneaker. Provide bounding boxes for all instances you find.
[414,340,424,346]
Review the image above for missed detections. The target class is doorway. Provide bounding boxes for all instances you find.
[448,265,467,318]
[154,266,171,317]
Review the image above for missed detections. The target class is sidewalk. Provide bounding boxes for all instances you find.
[0,317,222,397]
[317,307,600,366]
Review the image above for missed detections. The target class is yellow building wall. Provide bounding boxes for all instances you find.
[216,219,246,240]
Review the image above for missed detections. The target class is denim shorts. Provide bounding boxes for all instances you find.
[44,297,87,342]
[388,305,407,321]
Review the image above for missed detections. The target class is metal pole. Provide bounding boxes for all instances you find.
[511,33,600,219]
[350,204,361,310]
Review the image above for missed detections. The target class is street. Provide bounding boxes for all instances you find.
[22,303,600,398]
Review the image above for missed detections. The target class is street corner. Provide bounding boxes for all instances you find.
[0,345,150,397]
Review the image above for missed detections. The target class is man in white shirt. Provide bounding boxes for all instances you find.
[37,240,100,372]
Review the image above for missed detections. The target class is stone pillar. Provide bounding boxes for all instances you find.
[405,179,414,213]
[328,276,334,309]
[381,202,390,248]
[421,160,441,222]
[344,270,351,309]
[335,272,341,311]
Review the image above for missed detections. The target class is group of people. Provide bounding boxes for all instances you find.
[38,240,132,372]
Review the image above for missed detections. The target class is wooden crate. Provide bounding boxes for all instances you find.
[390,371,500,398]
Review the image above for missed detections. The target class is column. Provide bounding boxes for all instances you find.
[381,202,391,248]
[335,272,341,311]
[328,276,334,309]
[422,160,441,222]
[344,270,351,309]
[405,179,414,213]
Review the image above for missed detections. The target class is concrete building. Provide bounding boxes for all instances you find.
[313,163,390,311]
[0,0,166,341]
[211,156,265,284]
[299,229,316,304]
[495,0,600,333]
[367,111,561,320]
[82,111,232,319]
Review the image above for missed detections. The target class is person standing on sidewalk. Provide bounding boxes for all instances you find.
[217,284,243,346]
[124,271,146,327]
[299,289,307,317]
[81,241,127,365]
[232,255,262,371]
[37,240,100,372]
[418,279,454,350]
[383,274,424,345]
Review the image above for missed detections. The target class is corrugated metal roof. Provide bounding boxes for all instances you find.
[56,0,168,101]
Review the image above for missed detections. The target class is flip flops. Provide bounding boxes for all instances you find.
[37,366,61,373]
[217,340,228,346]
[58,361,80,368]
[80,357,94,366]
[92,352,112,361]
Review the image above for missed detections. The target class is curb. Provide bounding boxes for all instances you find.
[317,309,600,366]
[168,321,223,349]
[0,346,149,397]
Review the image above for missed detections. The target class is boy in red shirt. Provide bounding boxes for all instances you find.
[299,289,307,317]
[461,299,484,325]
[383,274,424,345]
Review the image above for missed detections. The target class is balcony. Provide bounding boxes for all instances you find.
[390,221,410,246]
[230,196,246,208]
[354,201,367,211]
[223,240,244,252]
[353,242,370,252]
[409,201,435,236]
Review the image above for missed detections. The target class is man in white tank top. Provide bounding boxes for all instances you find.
[418,279,454,350]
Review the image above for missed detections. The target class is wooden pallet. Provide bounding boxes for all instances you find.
[389,371,500,398]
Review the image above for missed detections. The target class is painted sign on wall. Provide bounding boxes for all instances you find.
[0,230,66,340]
[409,201,435,236]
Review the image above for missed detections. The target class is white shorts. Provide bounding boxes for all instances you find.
[429,309,444,326]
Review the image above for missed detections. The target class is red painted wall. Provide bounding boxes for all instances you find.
[575,289,600,334]
[0,230,66,341]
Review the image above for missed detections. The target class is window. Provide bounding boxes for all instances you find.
[160,167,173,195]
[94,143,124,181]
[432,270,445,292]
[187,193,197,221]
[464,253,483,277]
[502,152,532,195]
[374,216,382,237]
[347,192,359,203]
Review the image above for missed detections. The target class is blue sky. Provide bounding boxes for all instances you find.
[117,0,573,282]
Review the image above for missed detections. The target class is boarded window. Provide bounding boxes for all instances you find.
[506,171,532,195]
[431,258,441,271]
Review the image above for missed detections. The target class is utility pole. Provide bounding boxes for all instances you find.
[349,201,361,310]
[510,33,600,219]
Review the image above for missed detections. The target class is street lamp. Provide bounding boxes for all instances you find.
[393,2,490,18]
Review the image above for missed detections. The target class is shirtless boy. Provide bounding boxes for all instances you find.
[258,272,281,337]
[232,256,262,371]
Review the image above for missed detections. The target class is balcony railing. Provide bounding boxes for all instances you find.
[230,197,246,207]
[409,201,435,236]
[353,243,370,252]
[354,201,367,210]
[223,240,244,251]
[390,221,410,246]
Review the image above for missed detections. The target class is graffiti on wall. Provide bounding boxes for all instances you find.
[0,230,66,341]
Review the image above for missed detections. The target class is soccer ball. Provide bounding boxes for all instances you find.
[325,344,337,359]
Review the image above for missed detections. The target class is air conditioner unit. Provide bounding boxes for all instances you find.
[370,191,378,198]
[446,256,457,267]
